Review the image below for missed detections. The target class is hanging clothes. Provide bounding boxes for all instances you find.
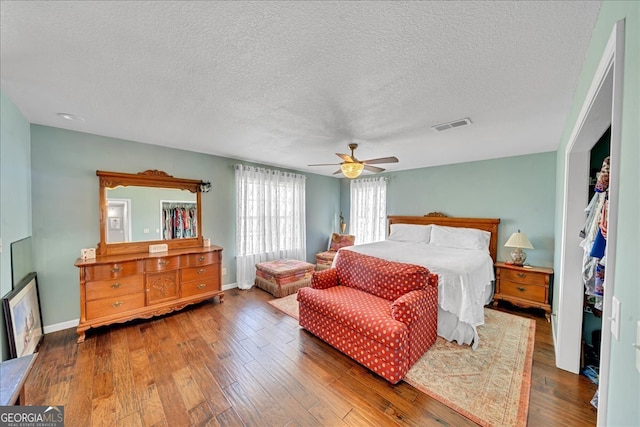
[580,156,610,312]
[162,203,197,239]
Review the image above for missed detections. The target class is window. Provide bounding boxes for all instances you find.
[350,177,387,244]
[235,165,306,289]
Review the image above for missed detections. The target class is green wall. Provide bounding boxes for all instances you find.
[0,93,32,361]
[340,152,557,268]
[30,125,339,327]
[553,2,639,424]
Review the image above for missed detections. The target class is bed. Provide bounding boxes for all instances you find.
[337,214,500,349]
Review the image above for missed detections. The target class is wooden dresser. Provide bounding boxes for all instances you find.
[75,245,223,342]
[493,261,553,321]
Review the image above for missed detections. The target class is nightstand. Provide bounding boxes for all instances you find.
[493,262,553,321]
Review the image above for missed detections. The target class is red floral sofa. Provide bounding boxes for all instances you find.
[297,250,438,384]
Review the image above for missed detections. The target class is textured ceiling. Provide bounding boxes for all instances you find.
[0,1,601,176]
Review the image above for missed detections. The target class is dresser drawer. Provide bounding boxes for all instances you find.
[145,256,180,272]
[86,292,145,320]
[181,252,219,267]
[85,275,144,301]
[500,268,546,285]
[85,261,143,281]
[181,264,219,282]
[182,277,220,298]
[499,280,546,303]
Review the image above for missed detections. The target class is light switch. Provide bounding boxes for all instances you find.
[222,268,227,276]
[143,228,150,234]
[611,296,621,341]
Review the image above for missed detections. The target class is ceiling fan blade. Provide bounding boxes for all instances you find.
[336,153,354,162]
[361,156,399,165]
[363,164,385,173]
[332,169,343,175]
[308,163,341,166]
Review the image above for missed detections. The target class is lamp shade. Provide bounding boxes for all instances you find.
[504,230,534,249]
[341,162,364,178]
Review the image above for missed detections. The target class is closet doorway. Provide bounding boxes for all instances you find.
[106,199,132,243]
[556,20,625,425]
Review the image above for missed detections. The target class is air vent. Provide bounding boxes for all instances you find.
[431,117,472,132]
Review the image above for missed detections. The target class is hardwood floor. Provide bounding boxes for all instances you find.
[25,288,598,426]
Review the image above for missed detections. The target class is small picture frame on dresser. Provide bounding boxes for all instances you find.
[2,272,44,359]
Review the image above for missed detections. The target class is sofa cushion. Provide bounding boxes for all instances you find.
[297,286,408,348]
[335,250,431,301]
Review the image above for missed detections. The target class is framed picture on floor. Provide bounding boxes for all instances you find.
[2,272,44,359]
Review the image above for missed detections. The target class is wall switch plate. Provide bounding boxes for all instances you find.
[611,296,621,341]
[222,268,227,276]
[149,243,168,253]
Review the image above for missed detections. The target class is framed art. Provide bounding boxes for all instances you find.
[109,217,121,230]
[2,272,44,359]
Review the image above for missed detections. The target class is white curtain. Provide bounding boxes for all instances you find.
[350,177,387,245]
[235,165,307,289]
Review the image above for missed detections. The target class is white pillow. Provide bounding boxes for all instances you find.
[430,225,490,251]
[388,224,432,243]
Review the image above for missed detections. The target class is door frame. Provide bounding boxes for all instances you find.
[106,198,132,243]
[555,19,625,424]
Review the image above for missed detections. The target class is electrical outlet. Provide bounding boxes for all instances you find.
[222,268,227,276]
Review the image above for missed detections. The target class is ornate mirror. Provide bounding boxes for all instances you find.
[96,170,206,255]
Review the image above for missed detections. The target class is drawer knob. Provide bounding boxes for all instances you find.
[197,269,205,274]
[112,301,123,307]
[197,284,206,289]
[198,256,205,262]
[111,267,122,273]
[517,286,526,292]
[517,273,527,278]
[111,282,122,289]
[159,260,169,266]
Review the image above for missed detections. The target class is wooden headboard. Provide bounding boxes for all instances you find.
[387,213,501,263]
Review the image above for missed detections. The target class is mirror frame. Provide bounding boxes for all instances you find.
[96,169,204,256]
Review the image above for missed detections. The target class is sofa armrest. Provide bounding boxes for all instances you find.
[390,289,433,325]
[426,273,438,288]
[311,268,339,289]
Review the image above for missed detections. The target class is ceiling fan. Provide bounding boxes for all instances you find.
[309,143,399,178]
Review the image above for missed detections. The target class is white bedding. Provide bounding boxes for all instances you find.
[337,240,494,348]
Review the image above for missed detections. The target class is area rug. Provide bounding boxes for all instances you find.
[268,293,535,427]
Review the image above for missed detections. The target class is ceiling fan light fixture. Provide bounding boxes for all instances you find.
[341,162,364,178]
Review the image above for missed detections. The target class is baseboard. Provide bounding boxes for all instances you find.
[44,318,79,334]
[222,282,238,291]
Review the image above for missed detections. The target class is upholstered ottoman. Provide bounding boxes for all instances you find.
[255,259,315,297]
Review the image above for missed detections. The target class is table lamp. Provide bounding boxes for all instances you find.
[504,230,534,266]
